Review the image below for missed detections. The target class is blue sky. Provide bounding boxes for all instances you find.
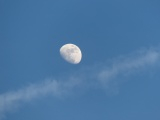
[0,0,160,120]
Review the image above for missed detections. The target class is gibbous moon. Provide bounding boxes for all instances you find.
[60,43,82,64]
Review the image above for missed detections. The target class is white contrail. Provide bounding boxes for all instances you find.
[0,47,160,119]
[0,78,81,118]
[98,48,160,83]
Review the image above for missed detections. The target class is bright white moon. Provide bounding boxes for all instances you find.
[60,43,82,64]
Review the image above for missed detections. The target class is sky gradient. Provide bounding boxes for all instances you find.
[1,0,160,120]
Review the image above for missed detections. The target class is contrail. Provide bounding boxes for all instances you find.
[0,78,81,119]
[98,48,160,82]
[0,47,160,119]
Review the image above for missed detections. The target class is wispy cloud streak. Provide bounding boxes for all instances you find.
[98,48,160,82]
[0,47,160,118]
[0,78,80,118]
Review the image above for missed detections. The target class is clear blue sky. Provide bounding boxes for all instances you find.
[1,0,160,120]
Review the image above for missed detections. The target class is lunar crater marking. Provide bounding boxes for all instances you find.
[60,43,82,64]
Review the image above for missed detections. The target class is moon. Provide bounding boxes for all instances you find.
[60,43,82,64]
